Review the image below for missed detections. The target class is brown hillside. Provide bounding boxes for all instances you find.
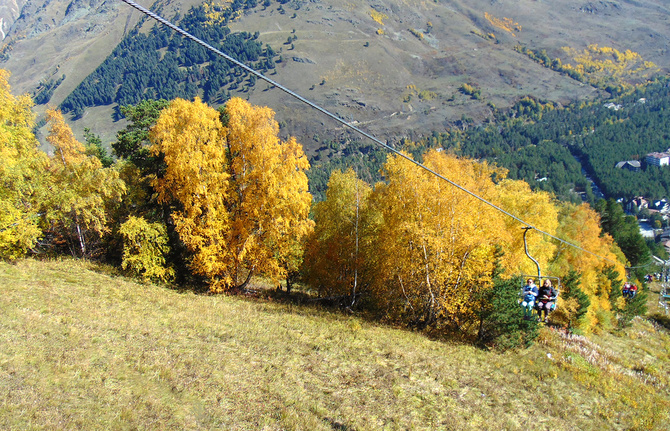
[2,0,669,151]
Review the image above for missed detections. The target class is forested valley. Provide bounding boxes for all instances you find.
[27,0,670,208]
[55,0,279,119]
[310,78,670,206]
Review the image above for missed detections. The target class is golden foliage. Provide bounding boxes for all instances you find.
[561,44,659,89]
[151,97,231,289]
[403,84,437,103]
[494,179,559,277]
[0,69,45,259]
[408,28,424,40]
[550,203,625,332]
[203,0,238,25]
[369,9,388,26]
[484,12,521,36]
[459,83,481,99]
[151,97,313,292]
[308,149,627,333]
[44,109,126,257]
[120,216,174,282]
[368,150,511,327]
[470,30,496,41]
[303,169,372,298]
[516,44,659,92]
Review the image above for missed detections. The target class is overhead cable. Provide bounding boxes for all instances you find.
[119,0,628,268]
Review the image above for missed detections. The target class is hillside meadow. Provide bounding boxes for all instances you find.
[1,258,669,430]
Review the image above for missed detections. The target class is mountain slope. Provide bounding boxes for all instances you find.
[1,258,669,429]
[1,0,669,149]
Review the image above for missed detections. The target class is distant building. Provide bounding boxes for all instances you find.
[604,102,622,111]
[661,228,670,243]
[638,220,656,238]
[615,160,641,172]
[646,152,670,167]
[627,196,649,213]
[652,199,670,213]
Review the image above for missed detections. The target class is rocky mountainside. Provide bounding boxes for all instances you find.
[0,0,26,40]
[1,0,669,150]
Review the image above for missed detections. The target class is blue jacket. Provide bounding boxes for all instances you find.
[522,283,538,301]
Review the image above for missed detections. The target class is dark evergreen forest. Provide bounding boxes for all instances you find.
[313,79,670,204]
[58,1,277,119]
[449,80,670,202]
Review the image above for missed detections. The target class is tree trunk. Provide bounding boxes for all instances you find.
[75,214,86,257]
[351,177,360,307]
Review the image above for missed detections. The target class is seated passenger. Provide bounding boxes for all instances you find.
[521,278,538,319]
[537,279,558,323]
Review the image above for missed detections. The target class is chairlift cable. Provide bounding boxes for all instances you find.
[119,0,625,269]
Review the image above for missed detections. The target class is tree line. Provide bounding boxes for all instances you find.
[58,2,278,118]
[47,0,670,206]
[391,79,670,203]
[1,69,646,349]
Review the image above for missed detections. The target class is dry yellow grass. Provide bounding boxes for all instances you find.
[1,258,668,430]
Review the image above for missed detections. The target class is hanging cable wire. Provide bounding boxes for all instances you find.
[119,0,629,268]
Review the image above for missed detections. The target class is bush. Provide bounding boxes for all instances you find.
[618,289,648,327]
[477,275,539,350]
[119,216,174,283]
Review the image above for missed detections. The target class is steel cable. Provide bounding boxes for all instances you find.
[119,0,631,268]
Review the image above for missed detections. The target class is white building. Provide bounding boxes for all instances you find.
[646,152,670,167]
[653,199,670,213]
[615,160,641,172]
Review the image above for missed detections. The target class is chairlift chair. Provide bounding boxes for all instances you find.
[519,227,560,321]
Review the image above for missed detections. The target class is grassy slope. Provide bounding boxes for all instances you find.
[1,259,669,430]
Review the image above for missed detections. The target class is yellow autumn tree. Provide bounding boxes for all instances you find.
[44,109,126,257]
[151,97,313,292]
[549,202,626,332]
[367,150,509,329]
[304,146,627,335]
[494,178,560,278]
[0,69,46,259]
[119,215,174,283]
[302,168,373,300]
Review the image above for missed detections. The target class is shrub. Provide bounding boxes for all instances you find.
[477,275,539,350]
[552,270,590,332]
[618,289,648,327]
[119,216,174,283]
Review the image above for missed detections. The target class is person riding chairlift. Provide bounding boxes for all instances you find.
[622,282,638,299]
[536,279,558,323]
[520,278,538,320]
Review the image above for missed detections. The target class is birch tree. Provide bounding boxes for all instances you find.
[368,150,509,329]
[303,168,372,301]
[45,109,125,257]
[0,70,46,259]
[151,97,313,292]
